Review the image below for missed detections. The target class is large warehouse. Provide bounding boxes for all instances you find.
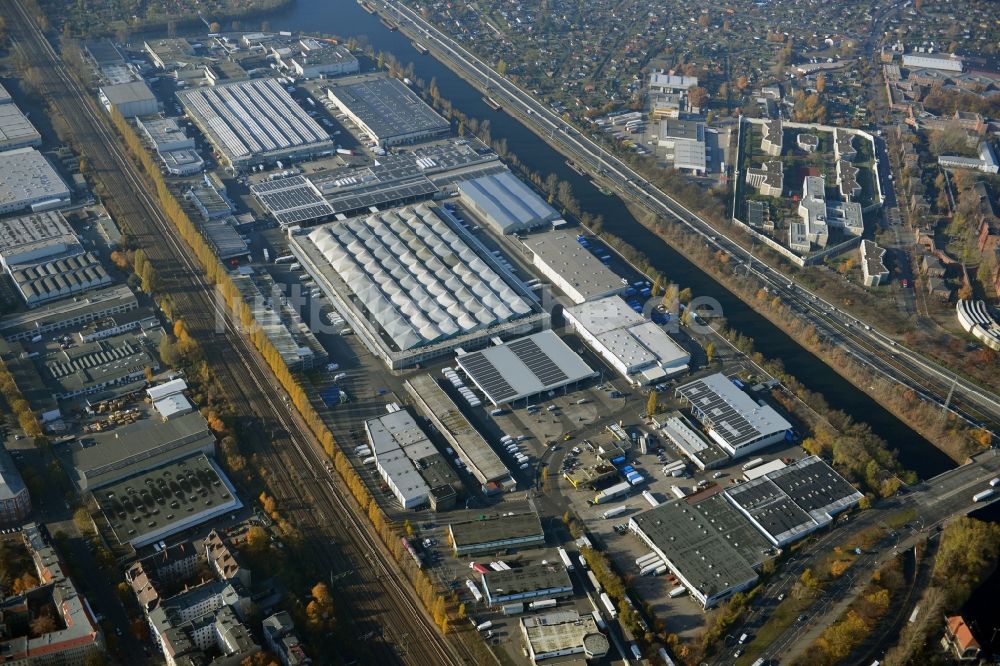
[564,295,690,385]
[325,75,451,147]
[99,80,158,118]
[10,252,114,308]
[0,103,42,151]
[725,456,863,547]
[675,373,792,458]
[455,330,596,406]
[0,210,79,271]
[0,147,71,215]
[290,202,546,369]
[521,231,624,304]
[365,408,458,511]
[480,565,574,606]
[629,494,772,608]
[456,171,560,235]
[178,78,334,168]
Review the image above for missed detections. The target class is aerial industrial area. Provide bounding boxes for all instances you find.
[0,0,998,665]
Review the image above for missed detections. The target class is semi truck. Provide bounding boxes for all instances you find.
[602,505,628,520]
[974,489,995,502]
[586,570,602,592]
[600,592,617,619]
[529,599,557,611]
[742,457,765,472]
[465,579,483,602]
[668,586,687,598]
[557,547,575,571]
[642,490,660,507]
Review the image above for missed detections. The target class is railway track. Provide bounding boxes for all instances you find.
[3,2,473,663]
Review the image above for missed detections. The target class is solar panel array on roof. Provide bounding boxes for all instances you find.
[508,337,568,386]
[251,175,335,227]
[456,330,596,405]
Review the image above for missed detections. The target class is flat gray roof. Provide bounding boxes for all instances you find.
[405,374,510,485]
[0,284,137,340]
[0,148,71,210]
[482,564,574,603]
[456,330,596,405]
[521,611,608,661]
[457,170,558,234]
[449,512,544,549]
[0,210,75,262]
[725,456,863,546]
[0,104,41,148]
[522,230,624,304]
[630,499,760,605]
[95,453,241,548]
[101,80,156,105]
[0,82,11,105]
[66,410,215,490]
[326,76,449,142]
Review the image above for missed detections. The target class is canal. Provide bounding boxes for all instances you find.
[224,0,952,477]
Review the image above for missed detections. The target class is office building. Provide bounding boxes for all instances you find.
[274,38,359,79]
[861,240,889,287]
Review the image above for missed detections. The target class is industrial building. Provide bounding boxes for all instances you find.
[656,411,730,470]
[0,103,42,151]
[178,78,334,168]
[0,147,72,215]
[62,408,217,492]
[675,373,792,458]
[564,295,690,385]
[0,210,78,271]
[648,72,698,94]
[725,456,863,547]
[10,252,114,308]
[448,511,545,555]
[136,117,204,176]
[0,339,61,422]
[100,80,159,118]
[480,564,574,606]
[657,119,707,174]
[455,330,596,406]
[0,284,137,342]
[95,453,241,549]
[325,75,451,147]
[273,38,359,79]
[521,231,624,304]
[405,374,512,489]
[902,51,963,72]
[147,378,195,420]
[861,240,889,287]
[251,175,336,227]
[144,38,197,70]
[520,611,609,664]
[290,203,544,369]
[629,494,772,608]
[35,333,154,400]
[0,448,31,524]
[456,171,560,234]
[365,408,459,510]
[938,142,999,174]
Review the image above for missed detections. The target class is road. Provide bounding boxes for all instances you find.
[732,449,1000,665]
[380,0,1000,434]
[3,2,474,663]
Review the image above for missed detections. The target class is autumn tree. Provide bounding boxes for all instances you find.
[705,342,716,364]
[306,582,335,630]
[646,391,658,416]
[687,86,709,109]
[245,526,268,554]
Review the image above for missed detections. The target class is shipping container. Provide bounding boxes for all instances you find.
[558,547,575,571]
[591,609,606,630]
[991,478,1000,487]
[653,564,668,576]
[586,570,602,592]
[640,561,661,576]
[600,592,617,618]
[602,505,628,519]
[621,466,635,474]
[642,490,660,507]
[594,481,631,504]
[670,485,687,499]
[635,552,660,567]
[529,598,558,610]
[742,457,765,472]
[496,561,512,571]
[362,456,376,466]
[489,562,505,571]
[668,586,687,598]
[476,620,493,632]
[470,562,490,574]
[502,603,524,616]
[974,489,995,502]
